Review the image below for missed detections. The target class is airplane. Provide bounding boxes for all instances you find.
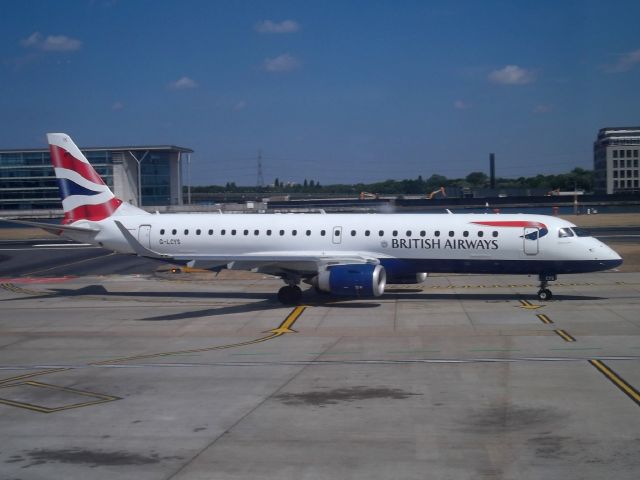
[4,133,623,304]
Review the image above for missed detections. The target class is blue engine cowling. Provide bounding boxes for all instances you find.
[313,264,386,297]
[387,272,427,284]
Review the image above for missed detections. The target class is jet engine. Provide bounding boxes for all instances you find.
[387,272,428,284]
[312,264,386,297]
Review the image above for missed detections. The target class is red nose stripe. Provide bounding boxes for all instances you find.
[471,220,546,229]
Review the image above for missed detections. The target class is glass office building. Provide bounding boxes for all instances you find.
[0,144,193,211]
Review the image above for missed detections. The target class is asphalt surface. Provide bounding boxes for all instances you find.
[1,230,639,479]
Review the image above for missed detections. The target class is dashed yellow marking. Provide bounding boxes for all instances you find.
[518,300,543,310]
[589,360,640,407]
[554,329,576,342]
[536,314,553,324]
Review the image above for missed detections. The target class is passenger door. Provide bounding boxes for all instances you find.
[138,225,151,248]
[523,227,539,255]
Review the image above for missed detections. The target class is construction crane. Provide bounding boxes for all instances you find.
[426,186,446,199]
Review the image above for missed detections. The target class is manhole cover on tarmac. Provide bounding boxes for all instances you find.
[0,381,120,413]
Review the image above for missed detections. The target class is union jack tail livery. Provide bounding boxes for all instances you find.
[47,133,124,224]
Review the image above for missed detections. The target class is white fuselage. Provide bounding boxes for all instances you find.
[76,212,621,278]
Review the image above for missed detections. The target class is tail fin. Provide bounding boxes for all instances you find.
[48,133,124,224]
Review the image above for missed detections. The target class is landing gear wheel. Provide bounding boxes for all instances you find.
[537,288,552,301]
[277,285,302,305]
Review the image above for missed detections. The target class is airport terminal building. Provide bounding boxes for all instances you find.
[594,127,640,194]
[0,144,193,211]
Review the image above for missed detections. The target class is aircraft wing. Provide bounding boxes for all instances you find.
[114,220,380,274]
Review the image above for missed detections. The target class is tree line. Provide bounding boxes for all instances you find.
[189,168,594,195]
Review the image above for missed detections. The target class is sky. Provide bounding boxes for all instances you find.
[1,0,640,186]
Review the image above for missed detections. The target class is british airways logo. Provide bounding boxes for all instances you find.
[470,220,548,240]
[49,144,121,224]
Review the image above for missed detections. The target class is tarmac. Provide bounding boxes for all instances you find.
[0,215,639,479]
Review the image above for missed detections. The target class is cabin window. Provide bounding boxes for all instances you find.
[184,229,189,235]
[221,229,226,235]
[463,231,469,237]
[477,231,484,237]
[558,228,574,238]
[243,229,249,236]
[448,231,454,237]
[254,230,259,235]
[279,230,285,236]
[292,230,297,236]
[379,230,384,236]
[196,229,201,235]
[365,230,370,236]
[160,229,165,235]
[306,230,311,236]
[351,230,356,236]
[420,230,426,237]
[435,230,440,237]
[492,231,498,237]
[231,229,237,235]
[392,230,398,237]
[171,229,177,235]
[321,230,326,236]
[406,230,412,237]
[208,229,213,235]
[267,230,272,236]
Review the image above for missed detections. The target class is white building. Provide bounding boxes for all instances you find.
[594,127,640,194]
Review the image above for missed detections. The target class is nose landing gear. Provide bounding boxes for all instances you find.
[537,273,556,301]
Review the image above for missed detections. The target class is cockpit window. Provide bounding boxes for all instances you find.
[558,227,574,238]
[571,227,591,237]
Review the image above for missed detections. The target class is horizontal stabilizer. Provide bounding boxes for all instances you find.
[0,218,99,236]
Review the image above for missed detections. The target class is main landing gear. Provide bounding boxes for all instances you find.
[537,273,556,301]
[277,274,303,305]
[277,285,302,305]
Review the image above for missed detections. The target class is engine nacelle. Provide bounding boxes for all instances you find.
[387,272,428,284]
[313,264,386,297]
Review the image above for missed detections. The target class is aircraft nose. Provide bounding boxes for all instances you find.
[592,241,623,268]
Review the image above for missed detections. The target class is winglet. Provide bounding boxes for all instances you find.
[113,220,167,259]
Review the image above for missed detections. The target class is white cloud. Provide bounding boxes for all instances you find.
[454,100,471,110]
[488,65,535,85]
[233,100,247,111]
[22,32,82,52]
[169,76,198,89]
[112,101,125,111]
[533,104,553,114]
[263,53,299,72]
[255,19,300,34]
[606,49,640,73]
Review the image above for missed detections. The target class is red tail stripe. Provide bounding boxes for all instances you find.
[63,198,122,224]
[49,145,105,185]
